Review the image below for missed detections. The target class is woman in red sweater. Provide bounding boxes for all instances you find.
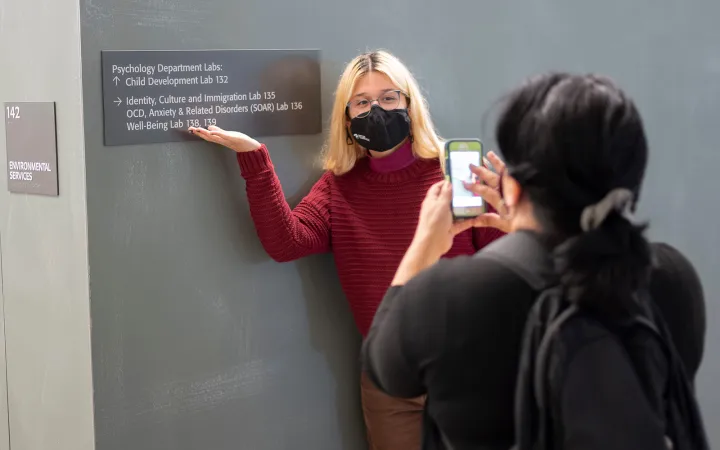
[190,50,504,450]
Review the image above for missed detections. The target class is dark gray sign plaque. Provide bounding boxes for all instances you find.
[101,49,322,146]
[4,102,59,196]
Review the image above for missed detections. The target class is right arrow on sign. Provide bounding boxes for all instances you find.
[114,97,122,106]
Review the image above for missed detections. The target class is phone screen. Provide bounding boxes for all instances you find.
[447,141,484,217]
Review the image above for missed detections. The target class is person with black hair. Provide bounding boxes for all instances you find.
[361,73,707,450]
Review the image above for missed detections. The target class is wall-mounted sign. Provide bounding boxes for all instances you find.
[101,49,322,146]
[4,102,59,196]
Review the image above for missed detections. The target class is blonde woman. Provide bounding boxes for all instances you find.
[190,50,504,450]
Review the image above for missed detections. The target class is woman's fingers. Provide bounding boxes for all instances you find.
[189,127,211,139]
[470,164,499,189]
[467,150,505,189]
[190,128,214,141]
[463,182,506,215]
[439,180,452,201]
[425,180,446,200]
[469,213,508,232]
[486,151,506,173]
[207,126,232,140]
[207,130,232,145]
[451,211,510,234]
[190,127,229,146]
[189,127,260,153]
[450,219,475,236]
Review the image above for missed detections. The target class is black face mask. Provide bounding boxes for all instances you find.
[349,105,411,152]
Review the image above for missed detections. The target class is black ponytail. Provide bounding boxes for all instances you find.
[553,213,653,314]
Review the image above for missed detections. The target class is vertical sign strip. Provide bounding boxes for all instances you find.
[4,102,59,196]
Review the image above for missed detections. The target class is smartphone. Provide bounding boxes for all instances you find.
[444,139,485,219]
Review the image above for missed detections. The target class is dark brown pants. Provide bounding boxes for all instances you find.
[360,372,425,450]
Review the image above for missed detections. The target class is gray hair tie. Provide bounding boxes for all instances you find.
[579,188,634,232]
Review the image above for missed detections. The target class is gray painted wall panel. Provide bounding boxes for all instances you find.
[80,1,719,449]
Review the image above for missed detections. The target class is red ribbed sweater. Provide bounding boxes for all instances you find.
[237,142,505,336]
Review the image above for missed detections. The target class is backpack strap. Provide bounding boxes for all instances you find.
[534,297,577,411]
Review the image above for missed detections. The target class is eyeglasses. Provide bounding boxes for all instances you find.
[346,90,407,118]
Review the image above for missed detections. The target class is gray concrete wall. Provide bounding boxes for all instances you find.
[0,0,95,449]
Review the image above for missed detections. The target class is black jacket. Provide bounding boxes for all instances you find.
[362,231,706,450]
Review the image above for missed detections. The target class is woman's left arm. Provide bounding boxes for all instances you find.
[361,258,459,398]
[362,180,475,398]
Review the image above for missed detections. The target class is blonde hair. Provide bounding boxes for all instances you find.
[322,50,444,175]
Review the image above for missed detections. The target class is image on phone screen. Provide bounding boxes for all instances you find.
[449,150,483,209]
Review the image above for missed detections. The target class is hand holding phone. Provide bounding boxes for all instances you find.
[444,139,485,219]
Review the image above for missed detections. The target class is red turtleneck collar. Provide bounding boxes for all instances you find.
[368,139,416,174]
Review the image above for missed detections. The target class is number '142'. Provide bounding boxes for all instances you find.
[6,106,20,119]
